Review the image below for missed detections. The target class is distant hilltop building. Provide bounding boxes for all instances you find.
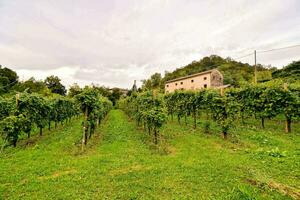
[165,69,224,93]
[132,80,137,92]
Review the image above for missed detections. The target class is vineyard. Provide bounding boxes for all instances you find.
[1,0,300,198]
[0,87,112,149]
[118,81,300,143]
[0,81,300,199]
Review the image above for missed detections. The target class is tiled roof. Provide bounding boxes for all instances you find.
[165,69,217,84]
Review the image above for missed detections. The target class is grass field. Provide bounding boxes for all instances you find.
[0,109,299,199]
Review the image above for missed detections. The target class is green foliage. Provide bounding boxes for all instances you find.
[12,77,50,94]
[164,89,239,138]
[272,60,300,83]
[68,83,83,97]
[0,97,13,121]
[18,93,50,133]
[108,88,123,106]
[170,82,300,137]
[228,82,300,131]
[118,92,167,144]
[206,90,239,138]
[49,97,79,129]
[203,121,211,134]
[267,147,287,158]
[75,88,101,114]
[1,110,298,199]
[75,87,112,145]
[0,91,79,147]
[0,65,18,94]
[44,75,66,95]
[142,73,163,91]
[0,114,25,147]
[225,186,259,200]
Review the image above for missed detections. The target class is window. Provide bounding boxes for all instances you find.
[180,82,183,85]
[180,88,184,90]
[191,79,194,83]
[204,77,207,80]
[175,83,178,86]
[166,84,169,87]
[204,84,207,88]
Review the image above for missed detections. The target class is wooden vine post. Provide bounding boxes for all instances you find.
[154,127,158,144]
[220,87,224,96]
[15,93,20,112]
[283,82,288,90]
[283,83,292,133]
[82,107,88,151]
[219,88,227,139]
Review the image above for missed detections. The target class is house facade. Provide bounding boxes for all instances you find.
[165,69,223,93]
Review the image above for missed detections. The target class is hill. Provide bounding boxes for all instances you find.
[164,55,273,85]
[272,61,300,83]
[141,55,277,91]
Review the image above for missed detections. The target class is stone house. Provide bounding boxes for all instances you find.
[165,69,224,93]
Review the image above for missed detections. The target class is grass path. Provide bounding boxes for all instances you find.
[0,110,299,199]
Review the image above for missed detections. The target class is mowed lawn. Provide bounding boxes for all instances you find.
[0,110,299,199]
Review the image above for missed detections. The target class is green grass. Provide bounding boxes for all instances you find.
[0,110,299,199]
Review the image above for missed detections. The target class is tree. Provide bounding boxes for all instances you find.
[141,73,163,91]
[141,79,152,91]
[44,75,66,95]
[68,83,82,97]
[93,86,111,97]
[13,77,50,94]
[0,65,18,93]
[150,73,162,88]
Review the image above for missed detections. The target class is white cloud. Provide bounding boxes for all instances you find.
[0,0,299,88]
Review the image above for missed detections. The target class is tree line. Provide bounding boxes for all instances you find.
[0,65,67,96]
[0,65,125,107]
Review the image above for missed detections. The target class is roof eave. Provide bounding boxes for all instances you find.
[165,70,215,84]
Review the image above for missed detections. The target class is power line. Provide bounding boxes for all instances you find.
[231,44,300,61]
[257,44,300,53]
[234,52,253,60]
[232,44,300,84]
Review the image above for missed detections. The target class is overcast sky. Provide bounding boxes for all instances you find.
[0,0,300,88]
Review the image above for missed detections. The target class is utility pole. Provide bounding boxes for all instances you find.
[254,50,257,84]
[16,93,20,107]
